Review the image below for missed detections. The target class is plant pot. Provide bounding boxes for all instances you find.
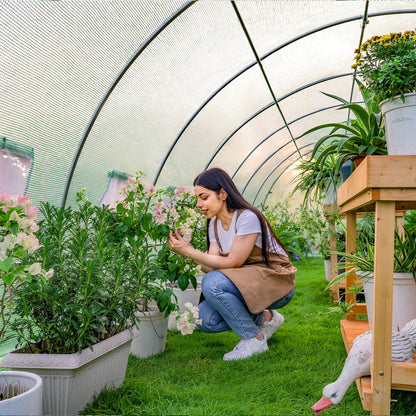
[379,92,416,155]
[324,259,331,282]
[323,182,337,205]
[168,282,202,332]
[0,371,42,415]
[130,310,169,359]
[1,327,138,415]
[340,159,352,182]
[359,271,416,331]
[351,154,366,168]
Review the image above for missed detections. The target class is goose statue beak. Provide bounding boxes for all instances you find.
[311,396,334,415]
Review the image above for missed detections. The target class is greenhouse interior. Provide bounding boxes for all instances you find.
[1,0,416,415]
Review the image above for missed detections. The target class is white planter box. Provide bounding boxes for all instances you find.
[359,271,416,331]
[1,327,138,415]
[0,371,42,415]
[130,311,169,359]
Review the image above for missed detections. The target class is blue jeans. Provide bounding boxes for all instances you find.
[198,270,296,339]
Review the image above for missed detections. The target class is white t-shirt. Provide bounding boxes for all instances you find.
[208,209,287,256]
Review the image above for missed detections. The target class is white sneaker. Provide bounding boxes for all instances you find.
[223,336,268,361]
[259,310,284,340]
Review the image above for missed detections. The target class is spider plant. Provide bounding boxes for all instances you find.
[291,152,341,205]
[326,226,416,290]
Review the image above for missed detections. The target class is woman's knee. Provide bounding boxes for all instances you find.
[201,270,228,297]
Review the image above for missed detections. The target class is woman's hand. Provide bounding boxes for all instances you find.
[167,229,192,256]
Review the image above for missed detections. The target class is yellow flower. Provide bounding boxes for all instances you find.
[354,53,361,60]
[360,41,370,50]
[383,43,391,47]
[381,34,392,42]
[351,62,361,69]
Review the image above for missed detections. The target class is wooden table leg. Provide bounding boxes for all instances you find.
[371,201,395,415]
[345,212,357,316]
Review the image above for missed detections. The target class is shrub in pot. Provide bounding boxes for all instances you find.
[353,30,416,105]
[2,190,160,415]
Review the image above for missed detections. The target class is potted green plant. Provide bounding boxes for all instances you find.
[301,91,386,177]
[328,226,416,331]
[352,30,416,154]
[1,190,149,415]
[0,194,46,415]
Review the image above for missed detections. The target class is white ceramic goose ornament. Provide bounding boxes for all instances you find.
[311,318,416,415]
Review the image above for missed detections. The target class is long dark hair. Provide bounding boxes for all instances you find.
[193,167,288,265]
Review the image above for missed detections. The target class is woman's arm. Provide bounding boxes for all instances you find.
[167,230,258,270]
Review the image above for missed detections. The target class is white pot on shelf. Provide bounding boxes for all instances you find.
[0,371,42,415]
[379,92,416,155]
[359,271,416,331]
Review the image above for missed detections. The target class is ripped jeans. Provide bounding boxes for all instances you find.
[197,270,296,339]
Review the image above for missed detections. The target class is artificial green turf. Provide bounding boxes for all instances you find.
[81,257,416,415]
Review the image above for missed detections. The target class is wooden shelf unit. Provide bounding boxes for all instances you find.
[337,155,416,415]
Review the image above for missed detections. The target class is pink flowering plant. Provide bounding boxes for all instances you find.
[170,302,201,335]
[0,194,51,345]
[156,185,206,290]
[115,172,175,314]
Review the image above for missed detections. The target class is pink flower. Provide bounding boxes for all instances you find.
[0,193,12,204]
[45,269,54,279]
[16,194,30,208]
[145,185,156,196]
[25,206,38,220]
[154,212,167,223]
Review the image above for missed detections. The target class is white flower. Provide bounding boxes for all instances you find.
[27,262,42,275]
[9,210,20,222]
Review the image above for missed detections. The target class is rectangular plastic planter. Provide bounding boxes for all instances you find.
[1,327,139,415]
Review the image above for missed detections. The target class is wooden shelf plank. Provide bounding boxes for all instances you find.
[340,320,372,411]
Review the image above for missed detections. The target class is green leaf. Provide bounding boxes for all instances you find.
[1,272,15,286]
[0,257,14,272]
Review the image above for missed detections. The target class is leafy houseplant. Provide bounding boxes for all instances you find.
[303,91,386,177]
[353,30,416,104]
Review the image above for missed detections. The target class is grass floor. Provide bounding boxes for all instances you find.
[82,257,416,416]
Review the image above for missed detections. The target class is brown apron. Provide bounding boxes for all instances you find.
[213,210,296,314]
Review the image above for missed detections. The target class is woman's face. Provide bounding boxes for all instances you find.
[194,185,227,219]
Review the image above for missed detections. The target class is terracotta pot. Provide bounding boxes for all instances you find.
[351,155,366,168]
